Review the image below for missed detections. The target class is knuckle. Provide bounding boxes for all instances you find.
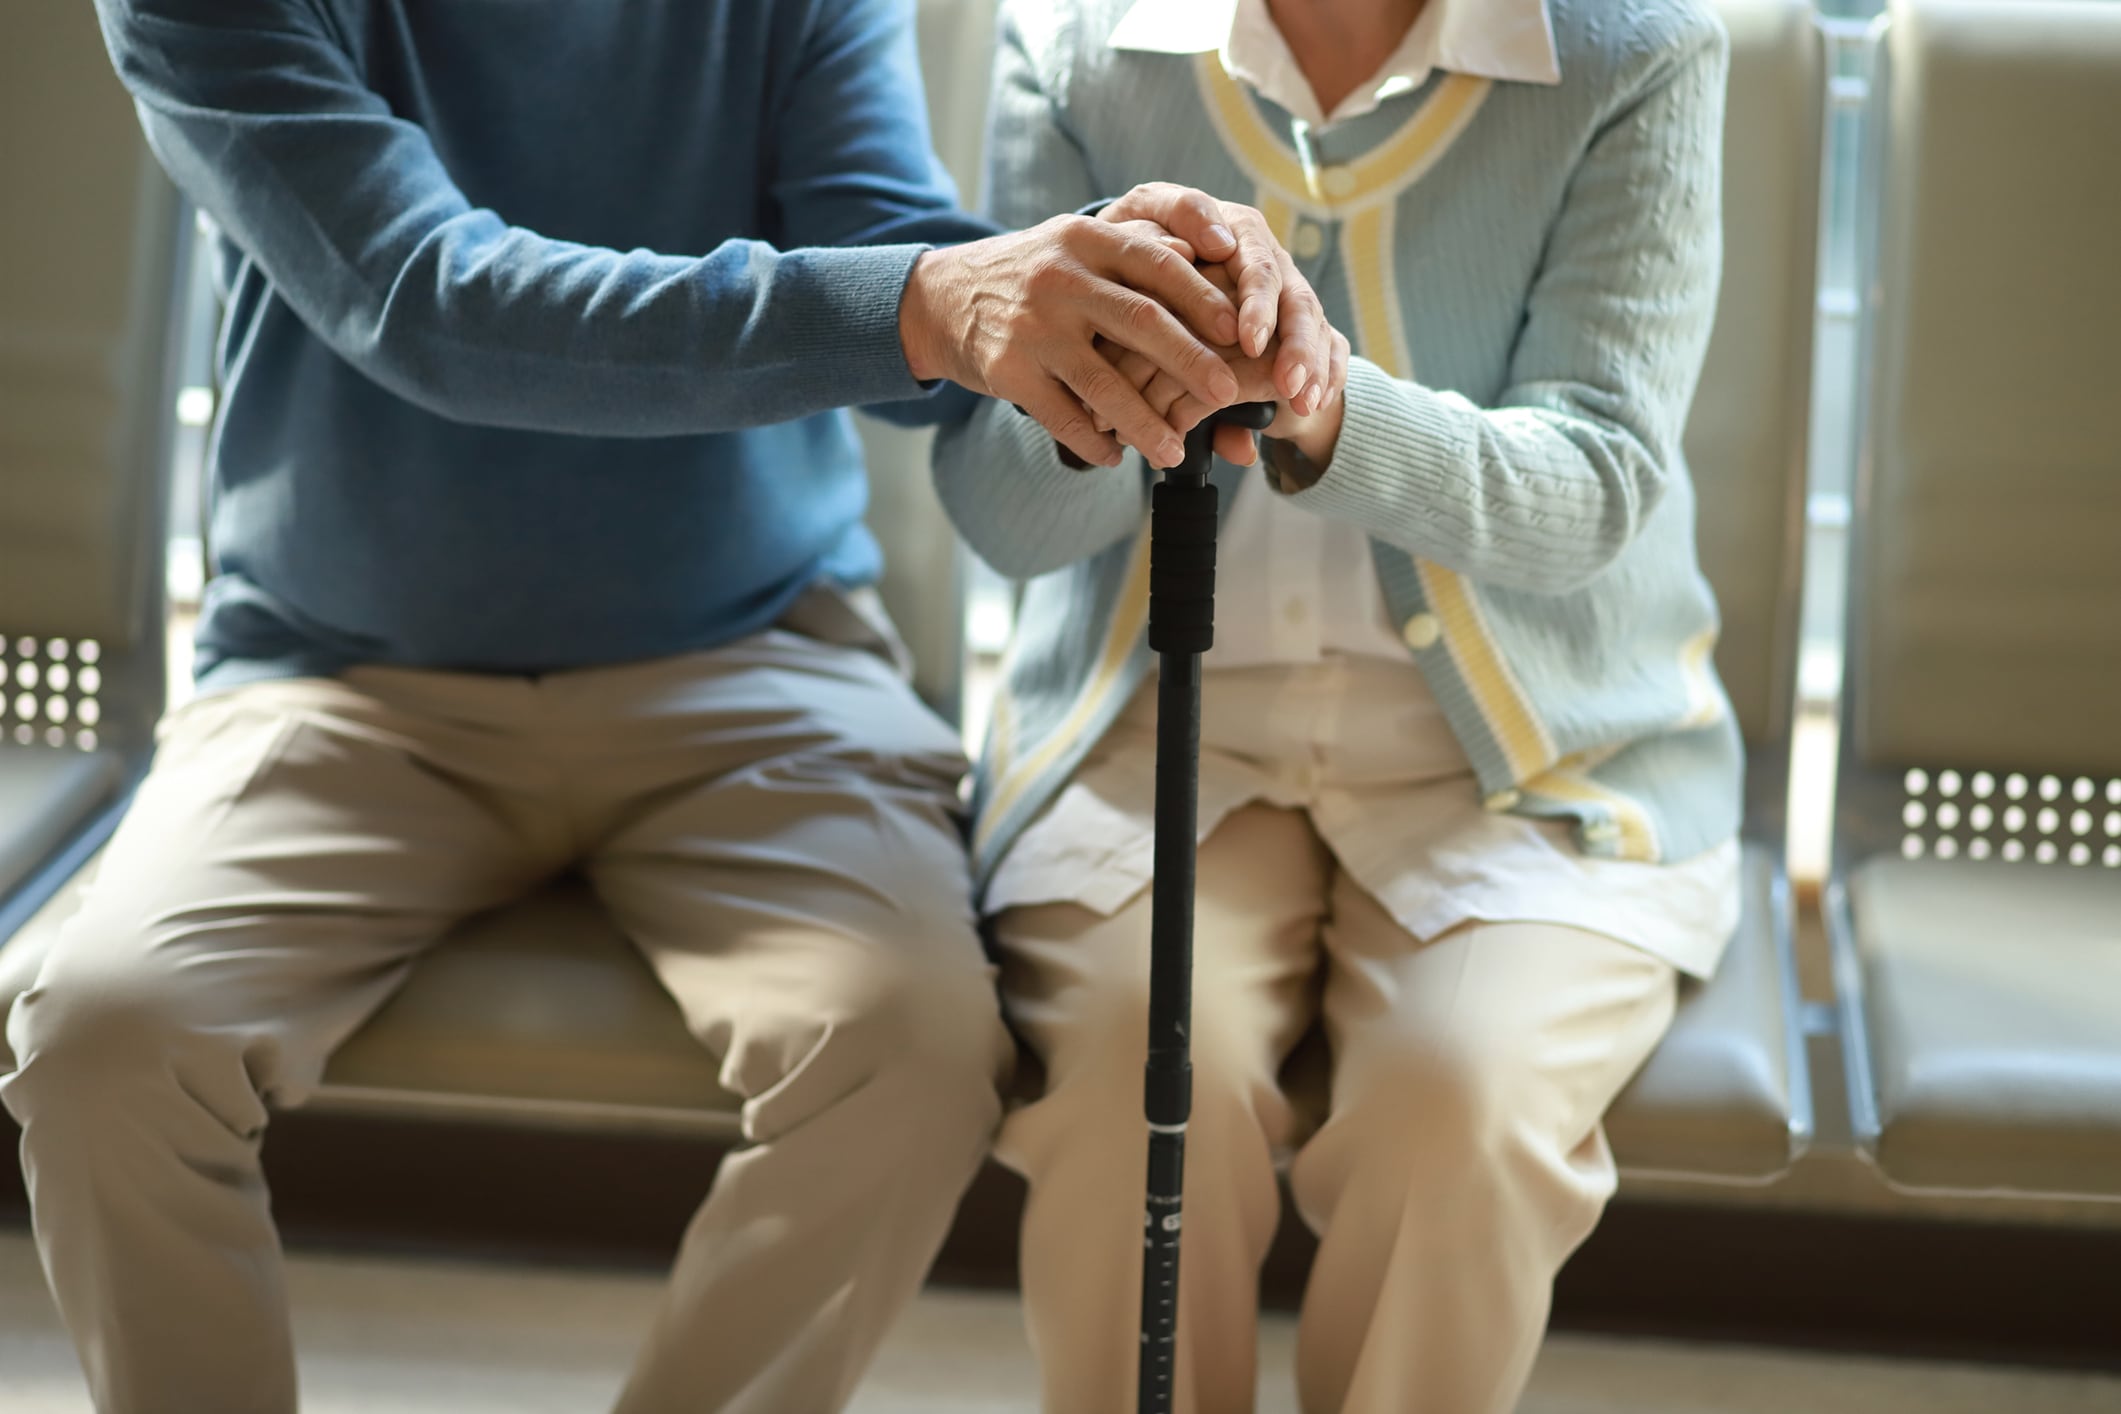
[1046,405,1098,446]
[1132,237,1181,275]
[1075,365,1130,410]
[1116,292,1167,338]
[1025,257,1075,299]
[1051,212,1101,251]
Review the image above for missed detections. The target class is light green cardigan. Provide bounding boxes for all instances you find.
[936,0,1742,887]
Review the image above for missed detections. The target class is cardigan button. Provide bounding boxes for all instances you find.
[1291,220,1326,260]
[1319,164,1358,199]
[1484,789,1523,813]
[1400,613,1441,650]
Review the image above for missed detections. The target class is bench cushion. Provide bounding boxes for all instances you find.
[318,878,738,1131]
[0,745,119,908]
[1606,842,1804,1181]
[0,863,740,1131]
[1847,856,2121,1197]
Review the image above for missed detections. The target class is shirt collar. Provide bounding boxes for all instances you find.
[1108,0,1560,129]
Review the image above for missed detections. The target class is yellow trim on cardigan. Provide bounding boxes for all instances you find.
[1527,767,1662,862]
[975,525,1155,853]
[1677,625,1725,729]
[1341,207,1414,394]
[1333,191,1557,785]
[1296,74,1665,853]
[1414,559,1557,781]
[1257,192,1298,248]
[1197,56,1314,205]
[1196,55,1491,213]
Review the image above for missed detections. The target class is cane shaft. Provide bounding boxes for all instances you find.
[1137,405,1271,1414]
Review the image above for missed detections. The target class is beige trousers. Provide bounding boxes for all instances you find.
[1,612,1014,1414]
[995,803,1679,1414]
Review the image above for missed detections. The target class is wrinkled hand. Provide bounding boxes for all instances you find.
[1097,184,1333,418]
[900,214,1241,468]
[1100,259,1352,469]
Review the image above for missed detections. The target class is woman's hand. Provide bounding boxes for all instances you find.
[1098,259,1351,469]
[1097,184,1333,412]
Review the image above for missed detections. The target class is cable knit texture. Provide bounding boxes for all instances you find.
[937,0,1742,876]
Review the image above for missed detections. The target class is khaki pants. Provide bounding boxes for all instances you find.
[996,803,1678,1414]
[1,610,1014,1414]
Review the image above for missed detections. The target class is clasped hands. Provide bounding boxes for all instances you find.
[901,182,1350,473]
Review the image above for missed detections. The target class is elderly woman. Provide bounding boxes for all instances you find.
[935,1,1736,1410]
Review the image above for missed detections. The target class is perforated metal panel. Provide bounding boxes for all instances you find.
[0,636,104,752]
[1893,767,2121,869]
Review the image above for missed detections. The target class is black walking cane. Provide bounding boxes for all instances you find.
[1138,400,1277,1414]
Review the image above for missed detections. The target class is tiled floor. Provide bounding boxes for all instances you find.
[4,1230,2118,1412]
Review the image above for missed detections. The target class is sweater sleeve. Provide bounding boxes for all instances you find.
[930,2,1150,581]
[1286,26,1728,594]
[91,0,989,437]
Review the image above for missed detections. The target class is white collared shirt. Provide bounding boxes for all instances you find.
[988,658,1741,980]
[1108,0,1560,130]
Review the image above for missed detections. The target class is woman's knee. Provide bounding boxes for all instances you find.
[1004,989,1286,1188]
[1325,1024,1543,1190]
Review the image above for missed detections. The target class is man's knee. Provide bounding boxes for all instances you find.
[2,920,227,1121]
[865,951,1014,1097]
[729,926,1012,1144]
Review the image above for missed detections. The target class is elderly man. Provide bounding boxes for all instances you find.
[0,1,1330,1411]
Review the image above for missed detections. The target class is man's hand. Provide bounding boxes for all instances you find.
[899,214,1243,468]
[1097,184,1332,419]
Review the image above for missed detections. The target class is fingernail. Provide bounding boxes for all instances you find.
[1212,368,1239,403]
[1218,313,1239,344]
[1206,224,1234,249]
[1286,367,1310,401]
[1160,438,1184,465]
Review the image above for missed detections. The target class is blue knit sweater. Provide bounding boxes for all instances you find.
[93,0,988,688]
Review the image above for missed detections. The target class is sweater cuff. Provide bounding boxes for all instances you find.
[1283,357,1469,535]
[987,406,1144,544]
[771,242,937,409]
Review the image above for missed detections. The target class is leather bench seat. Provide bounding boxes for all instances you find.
[1844,858,2121,1197]
[1609,843,1806,1181]
[0,745,119,905]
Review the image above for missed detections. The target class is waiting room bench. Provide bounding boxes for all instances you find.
[1828,0,2121,1200]
[0,0,1827,1193]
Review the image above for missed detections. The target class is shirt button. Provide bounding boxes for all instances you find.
[1484,789,1522,813]
[1291,220,1325,260]
[1400,613,1441,650]
[1319,165,1358,200]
